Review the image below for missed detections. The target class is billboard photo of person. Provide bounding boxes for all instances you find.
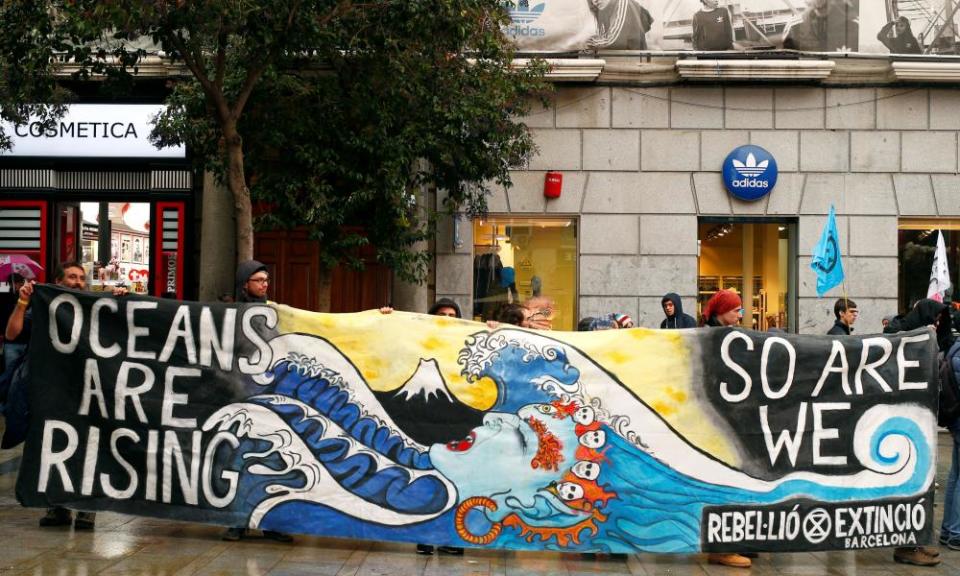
[782,0,859,52]
[586,0,654,49]
[877,16,921,54]
[691,0,735,50]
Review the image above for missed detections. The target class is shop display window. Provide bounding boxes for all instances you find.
[76,202,152,295]
[898,219,960,314]
[472,217,577,331]
[698,220,795,332]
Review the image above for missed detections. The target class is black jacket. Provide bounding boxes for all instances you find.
[826,320,851,336]
[660,293,697,329]
[885,299,954,352]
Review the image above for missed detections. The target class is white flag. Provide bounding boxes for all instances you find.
[928,230,952,303]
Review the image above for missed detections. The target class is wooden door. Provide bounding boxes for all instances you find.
[255,228,392,313]
[255,229,320,311]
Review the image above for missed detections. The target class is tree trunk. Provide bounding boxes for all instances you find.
[317,266,333,312]
[224,123,254,263]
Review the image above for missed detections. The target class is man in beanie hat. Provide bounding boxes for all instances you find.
[235,259,270,304]
[702,289,743,327]
[611,313,634,329]
[224,260,293,543]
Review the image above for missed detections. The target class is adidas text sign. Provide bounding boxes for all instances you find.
[722,145,778,202]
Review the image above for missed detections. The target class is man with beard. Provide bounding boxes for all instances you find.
[222,260,294,543]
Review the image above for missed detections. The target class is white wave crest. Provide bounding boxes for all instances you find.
[253,333,427,452]
[458,330,563,382]
[202,395,457,529]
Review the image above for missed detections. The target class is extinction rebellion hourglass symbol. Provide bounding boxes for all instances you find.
[813,231,839,275]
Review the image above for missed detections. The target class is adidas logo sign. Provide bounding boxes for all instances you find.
[730,152,771,189]
[723,145,777,201]
[732,153,768,178]
[508,1,546,24]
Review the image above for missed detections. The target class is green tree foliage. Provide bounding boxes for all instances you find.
[2,0,548,282]
[0,2,71,150]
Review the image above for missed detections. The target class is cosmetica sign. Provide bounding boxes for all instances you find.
[722,145,778,202]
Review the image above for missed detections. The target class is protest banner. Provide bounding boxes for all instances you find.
[16,285,938,553]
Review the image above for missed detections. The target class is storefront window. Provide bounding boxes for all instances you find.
[698,220,795,331]
[898,219,960,313]
[74,202,152,294]
[472,217,577,331]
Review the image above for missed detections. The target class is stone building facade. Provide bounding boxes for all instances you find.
[434,68,960,334]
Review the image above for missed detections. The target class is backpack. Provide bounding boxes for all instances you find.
[938,342,960,428]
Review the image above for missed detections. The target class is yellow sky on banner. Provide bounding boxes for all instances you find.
[274,306,737,464]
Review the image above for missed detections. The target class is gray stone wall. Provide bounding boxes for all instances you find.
[435,86,960,334]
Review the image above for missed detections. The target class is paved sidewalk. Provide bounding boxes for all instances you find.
[0,436,957,575]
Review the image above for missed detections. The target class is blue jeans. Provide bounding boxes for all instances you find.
[942,422,960,538]
[3,342,26,370]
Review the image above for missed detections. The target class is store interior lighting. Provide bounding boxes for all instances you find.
[704,223,734,242]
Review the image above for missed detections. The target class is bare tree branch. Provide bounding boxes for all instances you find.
[214,18,227,91]
[232,0,303,118]
[167,31,231,125]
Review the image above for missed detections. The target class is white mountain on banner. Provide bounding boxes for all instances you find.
[376,358,483,445]
[393,358,453,402]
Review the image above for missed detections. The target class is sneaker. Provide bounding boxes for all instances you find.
[708,553,752,568]
[893,547,941,566]
[222,527,246,541]
[437,546,464,555]
[941,535,960,552]
[38,507,72,527]
[73,512,96,530]
[416,544,435,555]
[262,530,293,543]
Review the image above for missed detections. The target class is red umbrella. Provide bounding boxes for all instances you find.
[0,255,44,283]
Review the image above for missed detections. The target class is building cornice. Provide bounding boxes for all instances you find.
[891,61,960,83]
[526,56,960,86]
[513,58,605,82]
[676,59,835,81]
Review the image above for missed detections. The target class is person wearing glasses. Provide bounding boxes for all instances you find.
[224,260,293,543]
[827,298,857,335]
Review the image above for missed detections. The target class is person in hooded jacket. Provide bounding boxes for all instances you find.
[660,293,697,329]
[235,259,270,304]
[883,298,947,566]
[223,260,294,543]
